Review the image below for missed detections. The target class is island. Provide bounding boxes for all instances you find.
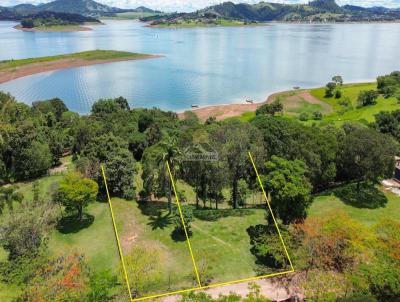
[14,11,102,32]
[0,50,161,84]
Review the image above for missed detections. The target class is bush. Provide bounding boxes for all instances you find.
[299,112,309,121]
[193,208,252,221]
[325,82,336,97]
[313,111,323,120]
[173,205,194,234]
[335,90,342,98]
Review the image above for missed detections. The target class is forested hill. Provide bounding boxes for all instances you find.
[142,0,400,25]
[0,0,161,19]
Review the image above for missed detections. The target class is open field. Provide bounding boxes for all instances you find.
[308,83,399,124]
[0,50,160,84]
[191,81,399,125]
[309,183,400,226]
[110,195,272,296]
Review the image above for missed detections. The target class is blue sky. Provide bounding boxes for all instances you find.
[2,0,400,12]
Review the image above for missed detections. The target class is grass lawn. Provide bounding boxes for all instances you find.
[0,50,153,71]
[309,183,400,227]
[309,82,399,125]
[112,198,197,294]
[110,195,275,296]
[48,200,120,273]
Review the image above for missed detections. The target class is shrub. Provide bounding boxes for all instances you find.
[313,111,323,120]
[335,90,342,99]
[325,82,336,97]
[173,205,194,234]
[193,208,252,221]
[299,112,309,121]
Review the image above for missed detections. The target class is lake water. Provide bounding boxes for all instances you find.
[0,20,399,114]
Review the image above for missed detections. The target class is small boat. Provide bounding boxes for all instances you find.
[191,104,199,108]
[245,99,254,104]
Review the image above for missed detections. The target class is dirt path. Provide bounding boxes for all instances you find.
[161,275,302,302]
[191,224,232,248]
[0,55,161,84]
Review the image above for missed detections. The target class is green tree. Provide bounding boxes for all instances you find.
[211,121,264,209]
[332,75,344,85]
[256,100,283,116]
[103,148,136,199]
[373,110,400,141]
[325,82,336,97]
[337,126,397,190]
[57,172,98,221]
[357,90,379,107]
[160,135,182,213]
[91,99,123,116]
[377,71,400,97]
[0,199,57,260]
[32,98,68,121]
[262,156,312,223]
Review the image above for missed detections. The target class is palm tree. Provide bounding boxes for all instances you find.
[159,135,182,214]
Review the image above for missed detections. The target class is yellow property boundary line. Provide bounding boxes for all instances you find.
[101,151,295,302]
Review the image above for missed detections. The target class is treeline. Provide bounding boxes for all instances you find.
[19,11,100,28]
[0,69,399,213]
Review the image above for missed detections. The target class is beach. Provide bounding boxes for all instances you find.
[0,53,161,84]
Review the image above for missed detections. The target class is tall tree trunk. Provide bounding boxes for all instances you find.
[168,180,172,214]
[232,178,238,209]
[195,189,199,209]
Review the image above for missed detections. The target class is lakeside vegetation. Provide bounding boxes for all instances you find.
[148,18,266,28]
[15,11,101,31]
[0,71,400,302]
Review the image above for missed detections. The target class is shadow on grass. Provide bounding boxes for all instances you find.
[171,228,192,242]
[137,200,168,216]
[148,212,172,230]
[56,213,95,234]
[333,182,388,209]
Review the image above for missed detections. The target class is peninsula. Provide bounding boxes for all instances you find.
[0,50,161,84]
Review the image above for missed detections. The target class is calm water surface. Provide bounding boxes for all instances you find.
[0,20,399,113]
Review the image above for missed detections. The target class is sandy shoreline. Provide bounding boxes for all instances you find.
[178,91,283,121]
[13,24,93,32]
[0,55,162,84]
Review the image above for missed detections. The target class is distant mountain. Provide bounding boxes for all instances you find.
[132,6,161,14]
[142,0,400,25]
[3,0,161,18]
[37,0,118,16]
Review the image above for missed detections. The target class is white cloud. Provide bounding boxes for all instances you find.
[2,0,400,12]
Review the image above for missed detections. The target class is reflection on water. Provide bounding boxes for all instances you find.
[0,20,399,113]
